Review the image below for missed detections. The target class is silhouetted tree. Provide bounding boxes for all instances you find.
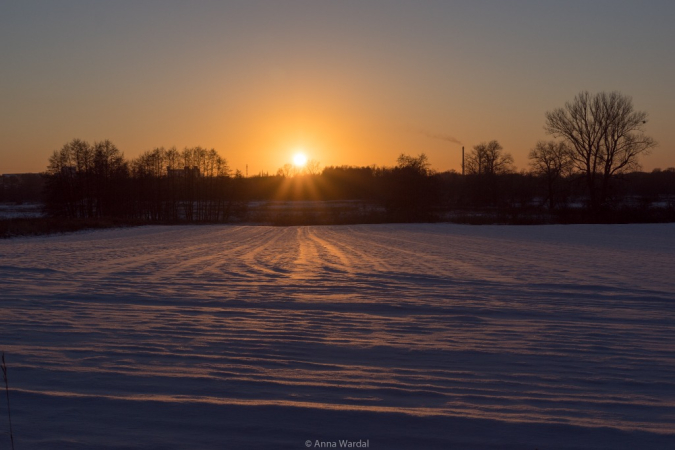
[528,140,573,209]
[397,153,431,175]
[319,166,377,201]
[92,140,128,217]
[305,159,322,175]
[465,141,513,206]
[276,163,296,178]
[40,136,675,226]
[466,141,513,176]
[545,91,656,209]
[383,153,437,220]
[132,147,168,220]
[44,139,93,217]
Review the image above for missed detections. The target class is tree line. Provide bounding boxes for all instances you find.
[43,142,242,222]
[25,91,675,224]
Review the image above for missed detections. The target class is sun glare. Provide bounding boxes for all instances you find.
[293,152,308,167]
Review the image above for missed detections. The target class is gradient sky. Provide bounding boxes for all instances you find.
[1,0,674,175]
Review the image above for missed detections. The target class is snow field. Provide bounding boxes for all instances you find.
[1,224,674,449]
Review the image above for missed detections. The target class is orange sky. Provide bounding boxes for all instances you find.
[1,1,674,175]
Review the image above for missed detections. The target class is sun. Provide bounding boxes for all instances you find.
[293,152,308,167]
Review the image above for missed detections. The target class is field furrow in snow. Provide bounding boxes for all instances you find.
[0,223,674,449]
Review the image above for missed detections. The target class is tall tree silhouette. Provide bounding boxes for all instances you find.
[528,141,573,209]
[465,141,513,176]
[545,91,656,209]
[465,141,513,205]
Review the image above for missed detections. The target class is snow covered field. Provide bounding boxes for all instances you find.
[1,224,674,449]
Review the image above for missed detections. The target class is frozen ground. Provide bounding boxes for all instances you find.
[0,223,674,449]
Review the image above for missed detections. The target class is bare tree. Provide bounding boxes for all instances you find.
[529,140,573,209]
[305,159,322,175]
[93,140,128,217]
[465,141,513,175]
[386,153,435,219]
[545,91,656,209]
[396,153,431,176]
[45,139,95,217]
[276,163,296,177]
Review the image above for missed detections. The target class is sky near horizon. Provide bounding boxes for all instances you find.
[1,0,674,175]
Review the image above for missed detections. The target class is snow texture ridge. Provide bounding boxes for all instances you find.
[0,224,674,449]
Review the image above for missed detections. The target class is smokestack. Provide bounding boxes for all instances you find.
[462,147,464,176]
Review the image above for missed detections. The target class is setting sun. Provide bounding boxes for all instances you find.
[293,152,308,167]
